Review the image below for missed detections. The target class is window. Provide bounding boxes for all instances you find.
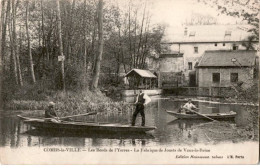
[194,47,198,53]
[188,62,192,70]
[225,31,232,36]
[223,43,225,46]
[189,31,196,37]
[215,43,218,46]
[230,73,238,83]
[212,73,220,83]
[233,45,238,50]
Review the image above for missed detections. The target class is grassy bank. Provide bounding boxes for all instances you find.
[4,85,132,117]
[193,121,258,143]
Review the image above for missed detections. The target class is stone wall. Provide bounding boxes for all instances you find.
[159,72,184,88]
[159,57,184,72]
[163,87,237,98]
[197,67,254,88]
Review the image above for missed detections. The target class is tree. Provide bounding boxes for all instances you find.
[184,12,218,25]
[25,0,36,84]
[0,0,3,110]
[55,0,65,91]
[12,0,23,86]
[91,0,103,90]
[242,35,257,50]
[9,3,18,85]
[1,0,164,92]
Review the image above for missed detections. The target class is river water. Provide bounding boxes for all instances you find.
[0,95,251,148]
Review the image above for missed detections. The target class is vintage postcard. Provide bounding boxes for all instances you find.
[0,0,259,165]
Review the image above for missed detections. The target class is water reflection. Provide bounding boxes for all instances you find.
[0,96,254,147]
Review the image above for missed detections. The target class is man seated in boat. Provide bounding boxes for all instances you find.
[182,99,198,114]
[131,90,151,126]
[45,102,60,122]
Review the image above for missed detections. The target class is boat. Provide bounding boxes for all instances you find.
[17,115,156,133]
[166,110,237,120]
[23,128,155,139]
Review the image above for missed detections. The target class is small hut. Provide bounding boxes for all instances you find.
[125,69,157,89]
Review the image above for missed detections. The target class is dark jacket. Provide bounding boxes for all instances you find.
[45,107,57,118]
[137,93,145,105]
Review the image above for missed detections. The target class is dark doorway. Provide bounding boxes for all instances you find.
[189,73,196,87]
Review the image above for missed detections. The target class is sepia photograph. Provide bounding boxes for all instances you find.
[0,0,259,165]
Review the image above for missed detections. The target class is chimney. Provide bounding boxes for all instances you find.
[184,27,187,36]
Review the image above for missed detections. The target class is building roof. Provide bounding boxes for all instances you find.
[197,50,257,67]
[162,25,256,44]
[125,69,157,78]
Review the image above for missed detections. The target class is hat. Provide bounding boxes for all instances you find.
[48,101,55,107]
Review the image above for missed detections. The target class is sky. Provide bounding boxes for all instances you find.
[112,0,243,28]
[149,0,240,26]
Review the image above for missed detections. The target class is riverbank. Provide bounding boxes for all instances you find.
[3,89,132,117]
[166,96,259,107]
[192,121,258,143]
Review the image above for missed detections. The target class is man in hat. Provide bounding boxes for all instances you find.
[131,90,151,126]
[45,102,58,119]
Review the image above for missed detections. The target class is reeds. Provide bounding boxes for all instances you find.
[5,88,132,116]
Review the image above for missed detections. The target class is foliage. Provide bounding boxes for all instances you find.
[184,12,218,25]
[1,0,165,91]
[4,87,133,115]
[197,0,259,39]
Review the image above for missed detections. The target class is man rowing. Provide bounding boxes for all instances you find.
[45,102,60,122]
[131,90,151,126]
[180,99,198,114]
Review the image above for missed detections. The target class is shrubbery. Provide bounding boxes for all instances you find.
[2,63,131,115]
[5,88,132,116]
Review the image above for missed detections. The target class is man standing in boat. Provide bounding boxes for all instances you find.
[182,99,198,114]
[131,90,151,126]
[45,102,59,119]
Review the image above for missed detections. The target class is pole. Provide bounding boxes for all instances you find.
[182,107,217,121]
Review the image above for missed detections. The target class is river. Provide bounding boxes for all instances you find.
[0,95,252,148]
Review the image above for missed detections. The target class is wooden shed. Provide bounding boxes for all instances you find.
[125,69,157,89]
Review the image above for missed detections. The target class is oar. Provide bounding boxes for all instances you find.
[59,112,97,119]
[23,112,97,122]
[182,107,217,122]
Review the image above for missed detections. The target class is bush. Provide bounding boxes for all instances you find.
[4,89,132,115]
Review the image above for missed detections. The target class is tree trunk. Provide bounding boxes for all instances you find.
[40,0,47,78]
[91,10,97,73]
[136,3,146,68]
[0,0,3,109]
[9,17,18,85]
[90,0,103,91]
[12,0,23,86]
[133,9,137,68]
[55,0,65,91]
[127,3,133,69]
[83,0,88,88]
[67,0,75,63]
[117,26,128,74]
[25,0,36,84]
[0,0,5,63]
[1,0,10,72]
